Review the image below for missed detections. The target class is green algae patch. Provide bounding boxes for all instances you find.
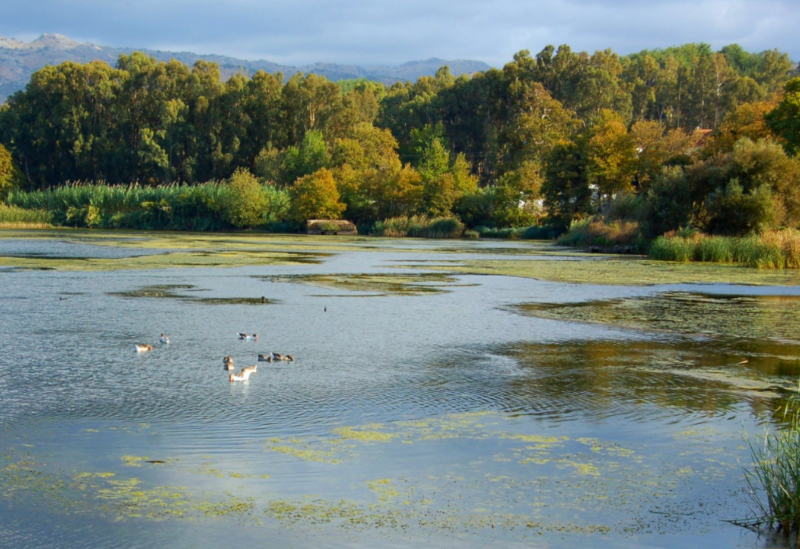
[121,455,150,467]
[410,257,800,285]
[0,246,322,272]
[111,284,278,305]
[366,479,401,501]
[263,273,463,296]
[265,437,346,463]
[516,292,800,342]
[332,425,397,442]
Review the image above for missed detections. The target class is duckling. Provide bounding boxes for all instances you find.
[159,333,170,344]
[237,333,258,340]
[134,344,153,353]
[229,368,255,382]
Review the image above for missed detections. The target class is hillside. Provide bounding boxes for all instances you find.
[0,33,491,102]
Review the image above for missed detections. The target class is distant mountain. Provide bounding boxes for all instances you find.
[0,33,492,102]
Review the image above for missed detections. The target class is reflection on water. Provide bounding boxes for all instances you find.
[1,233,799,548]
[517,292,800,342]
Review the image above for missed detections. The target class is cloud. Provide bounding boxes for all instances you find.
[0,0,797,66]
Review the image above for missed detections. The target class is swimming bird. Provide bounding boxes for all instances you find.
[159,333,170,344]
[240,364,257,375]
[238,333,258,340]
[223,356,235,371]
[258,353,274,362]
[271,353,295,362]
[229,368,255,382]
[134,344,153,353]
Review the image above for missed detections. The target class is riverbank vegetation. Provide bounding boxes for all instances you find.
[0,43,798,264]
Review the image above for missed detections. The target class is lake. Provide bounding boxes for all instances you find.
[1,229,799,548]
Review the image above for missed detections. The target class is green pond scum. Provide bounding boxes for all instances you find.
[261,273,468,296]
[410,257,800,285]
[110,284,278,305]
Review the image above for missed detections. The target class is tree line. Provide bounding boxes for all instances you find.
[0,43,798,235]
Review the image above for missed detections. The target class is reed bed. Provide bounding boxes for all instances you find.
[6,182,290,231]
[649,229,800,269]
[373,215,464,239]
[0,204,53,228]
[739,395,800,542]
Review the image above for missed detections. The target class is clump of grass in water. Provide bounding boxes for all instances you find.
[740,389,800,544]
[373,215,464,239]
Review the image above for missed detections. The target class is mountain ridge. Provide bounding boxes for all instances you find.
[0,33,492,102]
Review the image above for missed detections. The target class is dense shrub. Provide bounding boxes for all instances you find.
[638,168,693,239]
[705,180,777,236]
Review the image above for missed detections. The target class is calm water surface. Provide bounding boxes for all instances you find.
[1,234,799,548]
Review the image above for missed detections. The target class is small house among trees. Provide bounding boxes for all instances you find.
[307,219,358,235]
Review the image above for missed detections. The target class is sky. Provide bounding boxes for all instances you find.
[1,0,798,66]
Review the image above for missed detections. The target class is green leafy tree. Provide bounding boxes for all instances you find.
[543,142,592,227]
[283,130,331,185]
[766,78,800,157]
[639,167,693,238]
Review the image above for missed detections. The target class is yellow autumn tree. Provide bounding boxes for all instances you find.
[290,168,346,222]
[583,109,637,199]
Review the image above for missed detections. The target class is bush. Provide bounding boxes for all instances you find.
[522,225,563,240]
[639,167,693,239]
[474,226,525,239]
[222,169,269,228]
[705,180,778,236]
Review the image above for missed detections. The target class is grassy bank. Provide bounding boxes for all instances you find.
[649,230,800,269]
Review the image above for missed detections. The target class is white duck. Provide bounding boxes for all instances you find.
[134,344,153,353]
[229,368,255,382]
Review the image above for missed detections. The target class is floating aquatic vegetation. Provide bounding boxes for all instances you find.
[263,273,464,296]
[111,284,278,305]
[410,257,800,285]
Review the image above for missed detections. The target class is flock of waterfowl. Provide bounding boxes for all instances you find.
[134,332,294,383]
